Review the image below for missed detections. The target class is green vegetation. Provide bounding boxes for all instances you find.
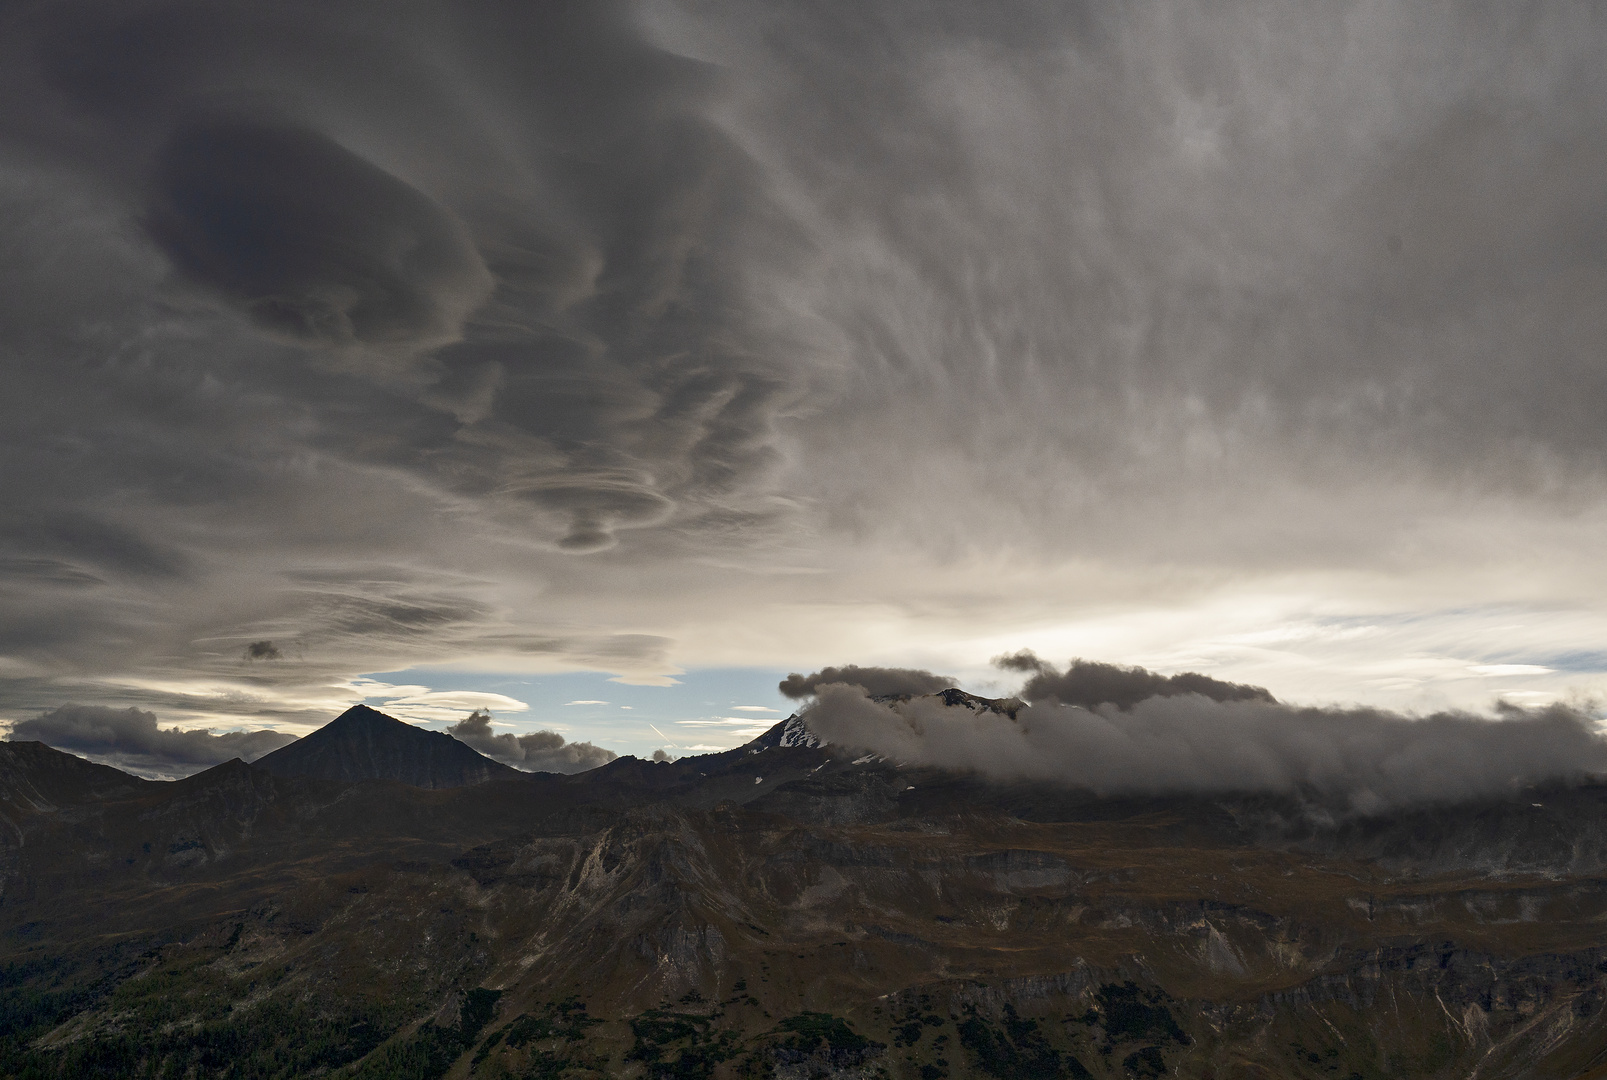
[891,996,946,1048]
[1120,1044,1166,1078]
[0,998,397,1080]
[0,945,415,1080]
[757,1012,885,1077]
[0,955,102,1043]
[498,998,601,1049]
[774,1011,875,1055]
[1090,983,1188,1048]
[957,1004,1091,1080]
[1065,982,1190,1079]
[470,999,608,1079]
[625,1007,740,1080]
[353,987,500,1080]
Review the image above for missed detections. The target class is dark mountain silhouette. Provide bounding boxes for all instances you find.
[0,741,150,839]
[6,693,1607,1078]
[252,704,519,788]
[0,741,150,806]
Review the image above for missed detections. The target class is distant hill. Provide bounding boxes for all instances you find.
[252,704,519,788]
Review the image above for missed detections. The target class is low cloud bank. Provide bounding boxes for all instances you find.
[9,704,296,779]
[445,711,616,774]
[779,665,954,700]
[803,682,1607,815]
[996,651,1276,709]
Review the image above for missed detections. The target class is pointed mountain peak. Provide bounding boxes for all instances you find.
[326,703,408,729]
[745,713,823,753]
[253,704,520,789]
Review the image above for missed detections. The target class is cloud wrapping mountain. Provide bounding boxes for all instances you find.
[802,683,1607,815]
[9,704,295,779]
[778,665,954,700]
[444,710,616,774]
[996,651,1276,709]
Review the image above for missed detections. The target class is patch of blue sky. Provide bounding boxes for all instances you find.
[1522,651,1607,674]
[356,667,797,759]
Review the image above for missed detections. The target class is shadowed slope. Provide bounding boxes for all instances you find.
[0,742,151,808]
[14,697,1607,1079]
[252,704,518,789]
[0,741,151,840]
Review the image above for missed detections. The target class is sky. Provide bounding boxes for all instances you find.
[2,1,1606,770]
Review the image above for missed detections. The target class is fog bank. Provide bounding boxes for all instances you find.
[802,683,1607,815]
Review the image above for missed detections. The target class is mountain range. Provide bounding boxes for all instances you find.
[2,695,1607,1078]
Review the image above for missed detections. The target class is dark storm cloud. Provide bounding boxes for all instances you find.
[147,118,494,350]
[243,641,281,661]
[0,0,724,353]
[995,651,1275,709]
[779,664,954,700]
[0,0,1605,721]
[700,1,1607,564]
[0,0,796,719]
[0,513,187,579]
[9,704,296,778]
[802,683,1607,816]
[444,710,617,774]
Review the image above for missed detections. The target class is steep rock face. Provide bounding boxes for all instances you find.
[252,704,518,789]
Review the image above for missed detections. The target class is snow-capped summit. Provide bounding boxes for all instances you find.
[745,712,823,752]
